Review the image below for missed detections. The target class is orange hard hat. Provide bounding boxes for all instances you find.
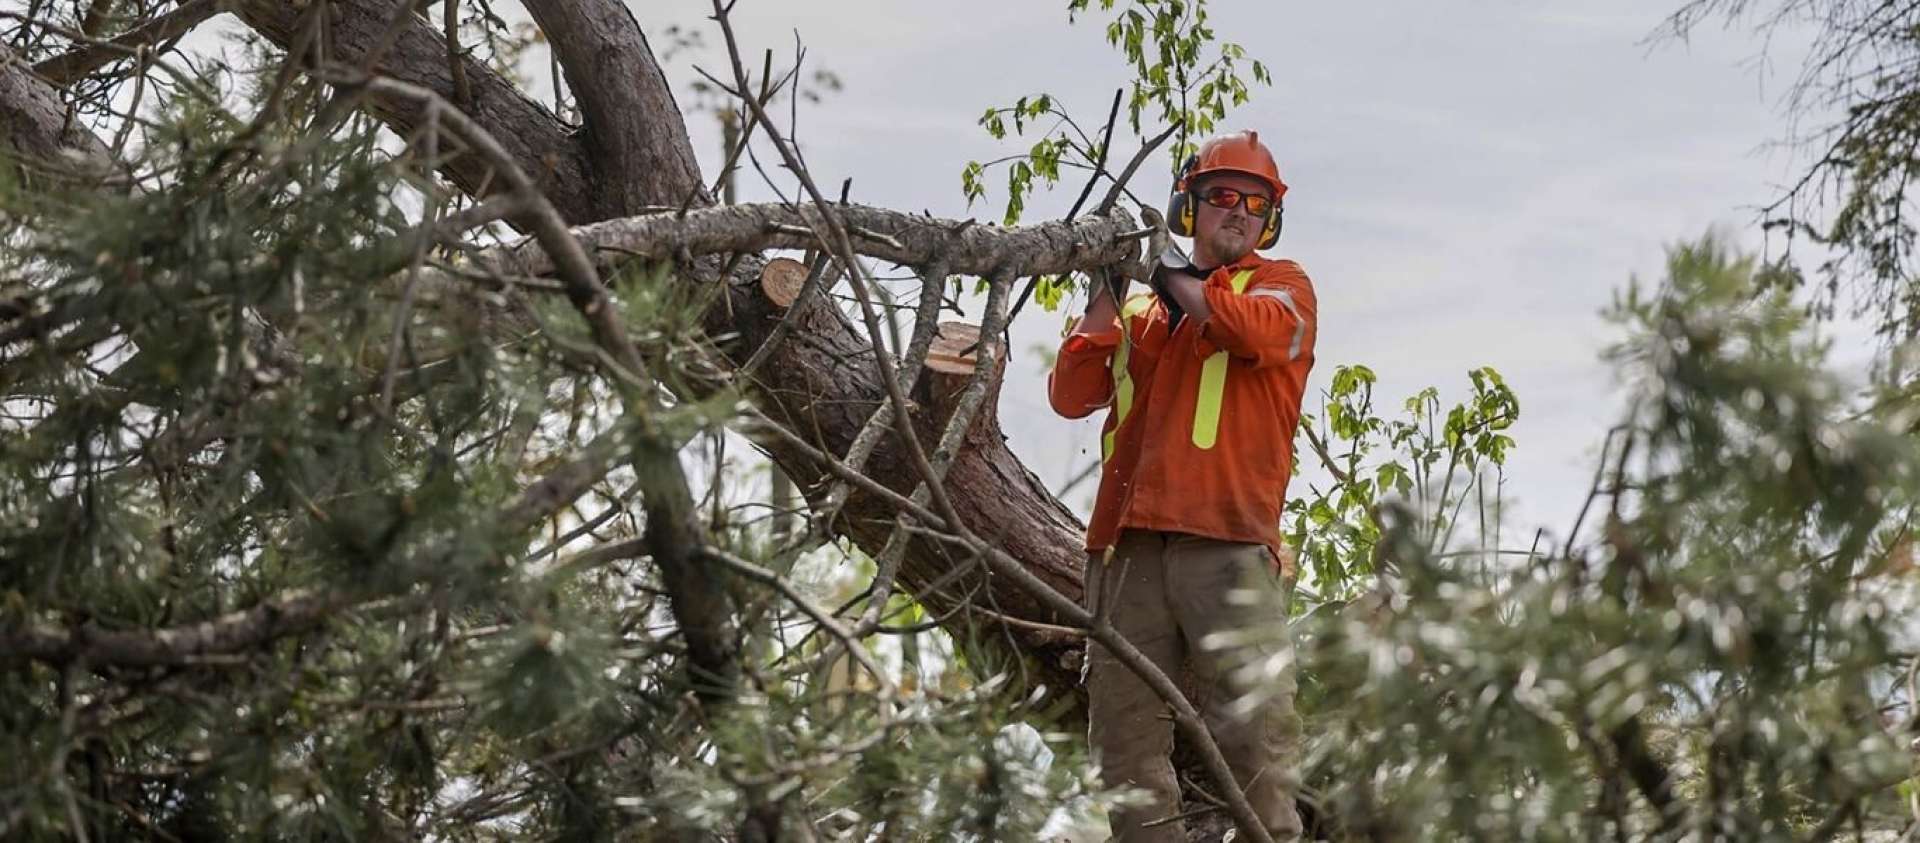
[1176,130,1288,199]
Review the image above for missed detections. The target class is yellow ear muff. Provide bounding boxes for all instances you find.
[1164,187,1197,237]
[1256,202,1284,249]
[1166,153,1200,237]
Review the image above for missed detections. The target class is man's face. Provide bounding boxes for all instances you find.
[1191,171,1275,264]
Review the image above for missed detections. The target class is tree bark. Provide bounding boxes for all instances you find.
[520,0,707,214]
[484,201,1141,281]
[0,43,119,191]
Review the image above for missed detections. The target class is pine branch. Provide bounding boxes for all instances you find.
[4,423,632,669]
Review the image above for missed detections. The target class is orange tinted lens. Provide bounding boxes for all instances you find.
[1201,186,1272,215]
[1202,187,1243,209]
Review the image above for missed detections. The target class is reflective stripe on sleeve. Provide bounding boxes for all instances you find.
[1102,338,1133,461]
[1247,287,1308,362]
[1102,295,1156,460]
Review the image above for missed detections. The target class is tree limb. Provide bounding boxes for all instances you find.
[234,0,594,223]
[482,201,1144,283]
[0,43,121,192]
[31,0,224,85]
[521,0,706,214]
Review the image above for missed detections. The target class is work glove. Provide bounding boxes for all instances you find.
[1148,247,1204,329]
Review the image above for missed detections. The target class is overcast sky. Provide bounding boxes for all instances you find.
[635,0,1843,547]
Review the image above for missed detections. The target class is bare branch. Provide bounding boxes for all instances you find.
[32,0,224,85]
[811,259,952,534]
[1097,118,1184,215]
[483,201,1141,283]
[853,269,1014,635]
[697,544,897,700]
[2,589,342,667]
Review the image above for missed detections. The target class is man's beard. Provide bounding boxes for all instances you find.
[1200,225,1255,264]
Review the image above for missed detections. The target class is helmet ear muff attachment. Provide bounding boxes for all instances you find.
[1166,153,1199,237]
[1257,201,1284,250]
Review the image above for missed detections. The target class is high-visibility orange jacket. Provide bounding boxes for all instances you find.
[1049,253,1317,560]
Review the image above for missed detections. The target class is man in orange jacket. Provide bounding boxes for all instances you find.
[1049,130,1314,842]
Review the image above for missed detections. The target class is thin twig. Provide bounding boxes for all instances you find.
[1095,118,1184,216]
[1002,88,1125,331]
[697,545,897,701]
[709,0,961,528]
[811,259,951,533]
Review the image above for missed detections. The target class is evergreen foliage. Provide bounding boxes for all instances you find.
[0,63,1098,840]
[1275,238,1920,840]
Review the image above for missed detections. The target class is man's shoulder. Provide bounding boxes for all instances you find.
[1247,256,1314,296]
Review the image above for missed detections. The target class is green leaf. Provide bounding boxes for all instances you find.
[960,160,987,207]
[1004,160,1032,226]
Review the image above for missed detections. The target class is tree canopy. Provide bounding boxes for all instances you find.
[0,1,1916,841]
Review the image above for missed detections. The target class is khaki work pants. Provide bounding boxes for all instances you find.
[1084,529,1303,842]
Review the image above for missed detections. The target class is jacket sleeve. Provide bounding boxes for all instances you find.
[1047,315,1122,419]
[1195,261,1317,369]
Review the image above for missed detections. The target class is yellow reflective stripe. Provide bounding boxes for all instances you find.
[1112,344,1134,426]
[1192,351,1229,449]
[1100,295,1157,462]
[1190,270,1257,449]
[1103,339,1134,461]
[1249,287,1307,361]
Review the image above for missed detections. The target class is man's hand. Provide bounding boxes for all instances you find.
[1149,248,1213,327]
[1148,248,1201,292]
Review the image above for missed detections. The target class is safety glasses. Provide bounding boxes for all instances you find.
[1199,186,1274,217]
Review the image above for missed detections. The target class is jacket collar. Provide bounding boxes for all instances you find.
[1195,250,1269,271]
[1200,251,1270,284]
[1222,251,1269,271]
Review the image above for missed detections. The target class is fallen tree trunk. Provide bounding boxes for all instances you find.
[227,0,1103,711]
